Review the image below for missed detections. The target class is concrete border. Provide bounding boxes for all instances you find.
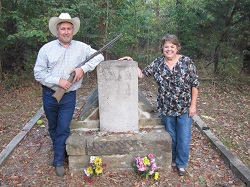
[0,107,44,167]
[193,114,250,186]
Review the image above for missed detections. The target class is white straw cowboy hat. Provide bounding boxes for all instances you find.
[49,13,80,37]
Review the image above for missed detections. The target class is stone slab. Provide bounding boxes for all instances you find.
[97,60,138,132]
[78,87,98,121]
[78,87,155,122]
[66,129,172,173]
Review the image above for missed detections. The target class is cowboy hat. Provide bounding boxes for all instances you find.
[49,13,80,37]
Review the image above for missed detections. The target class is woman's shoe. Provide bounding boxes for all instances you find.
[178,168,186,176]
[171,163,177,172]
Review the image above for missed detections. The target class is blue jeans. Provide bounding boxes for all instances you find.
[42,88,76,167]
[162,113,192,169]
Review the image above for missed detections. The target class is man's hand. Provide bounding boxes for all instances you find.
[71,68,84,83]
[118,56,134,61]
[58,78,72,90]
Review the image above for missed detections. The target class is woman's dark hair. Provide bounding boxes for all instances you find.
[159,34,181,53]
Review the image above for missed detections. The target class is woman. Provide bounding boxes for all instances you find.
[119,34,199,176]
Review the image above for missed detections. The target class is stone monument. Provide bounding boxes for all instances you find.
[98,60,138,132]
[66,60,172,173]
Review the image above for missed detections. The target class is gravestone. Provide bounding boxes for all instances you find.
[97,60,138,132]
[66,60,172,173]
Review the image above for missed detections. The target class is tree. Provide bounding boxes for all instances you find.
[0,0,2,81]
[196,0,250,75]
[1,0,249,84]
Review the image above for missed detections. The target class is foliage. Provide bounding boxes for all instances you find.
[0,0,250,86]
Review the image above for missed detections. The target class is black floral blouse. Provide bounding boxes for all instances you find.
[142,55,199,116]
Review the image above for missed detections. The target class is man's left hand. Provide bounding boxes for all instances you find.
[72,68,84,83]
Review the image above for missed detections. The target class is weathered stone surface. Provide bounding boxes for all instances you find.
[97,60,138,132]
[66,133,88,155]
[101,154,134,171]
[66,129,172,173]
[87,136,146,155]
[70,96,162,131]
[68,155,90,173]
[77,87,155,121]
[78,87,99,121]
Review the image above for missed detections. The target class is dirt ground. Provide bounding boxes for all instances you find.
[0,72,249,186]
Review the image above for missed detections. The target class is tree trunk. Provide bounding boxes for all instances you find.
[176,0,183,37]
[97,1,108,47]
[134,0,138,52]
[0,56,3,81]
[0,0,3,81]
[242,42,250,74]
[213,44,220,74]
[212,0,240,74]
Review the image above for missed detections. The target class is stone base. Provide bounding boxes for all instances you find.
[66,129,172,173]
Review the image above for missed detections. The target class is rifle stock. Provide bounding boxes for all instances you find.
[52,72,75,103]
[52,34,123,103]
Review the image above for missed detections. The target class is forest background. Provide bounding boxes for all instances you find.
[0,0,250,86]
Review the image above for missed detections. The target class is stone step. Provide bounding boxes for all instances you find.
[66,129,172,173]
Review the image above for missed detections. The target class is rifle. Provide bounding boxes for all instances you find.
[52,33,123,103]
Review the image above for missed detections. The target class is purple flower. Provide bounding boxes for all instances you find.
[151,163,157,171]
[135,157,142,166]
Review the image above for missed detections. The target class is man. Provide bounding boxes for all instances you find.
[34,13,104,177]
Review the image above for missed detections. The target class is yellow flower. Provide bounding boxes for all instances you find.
[95,165,103,174]
[143,157,150,165]
[93,157,102,165]
[87,166,93,175]
[82,181,85,185]
[154,172,159,180]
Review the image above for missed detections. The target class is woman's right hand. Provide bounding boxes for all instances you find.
[118,56,143,78]
[138,67,144,78]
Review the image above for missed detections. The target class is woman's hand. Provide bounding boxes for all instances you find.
[138,67,144,78]
[189,104,196,117]
[118,56,144,78]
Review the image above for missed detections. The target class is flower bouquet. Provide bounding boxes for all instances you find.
[83,156,106,184]
[133,154,159,180]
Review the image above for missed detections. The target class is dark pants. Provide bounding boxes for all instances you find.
[42,87,76,167]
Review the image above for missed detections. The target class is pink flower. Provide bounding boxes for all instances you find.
[138,164,146,171]
[148,154,154,159]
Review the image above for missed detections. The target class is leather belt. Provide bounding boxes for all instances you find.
[42,85,55,93]
[42,85,75,94]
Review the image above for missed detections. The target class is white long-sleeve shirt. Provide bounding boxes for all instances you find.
[34,39,104,92]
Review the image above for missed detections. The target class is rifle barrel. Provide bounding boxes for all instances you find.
[52,33,123,103]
